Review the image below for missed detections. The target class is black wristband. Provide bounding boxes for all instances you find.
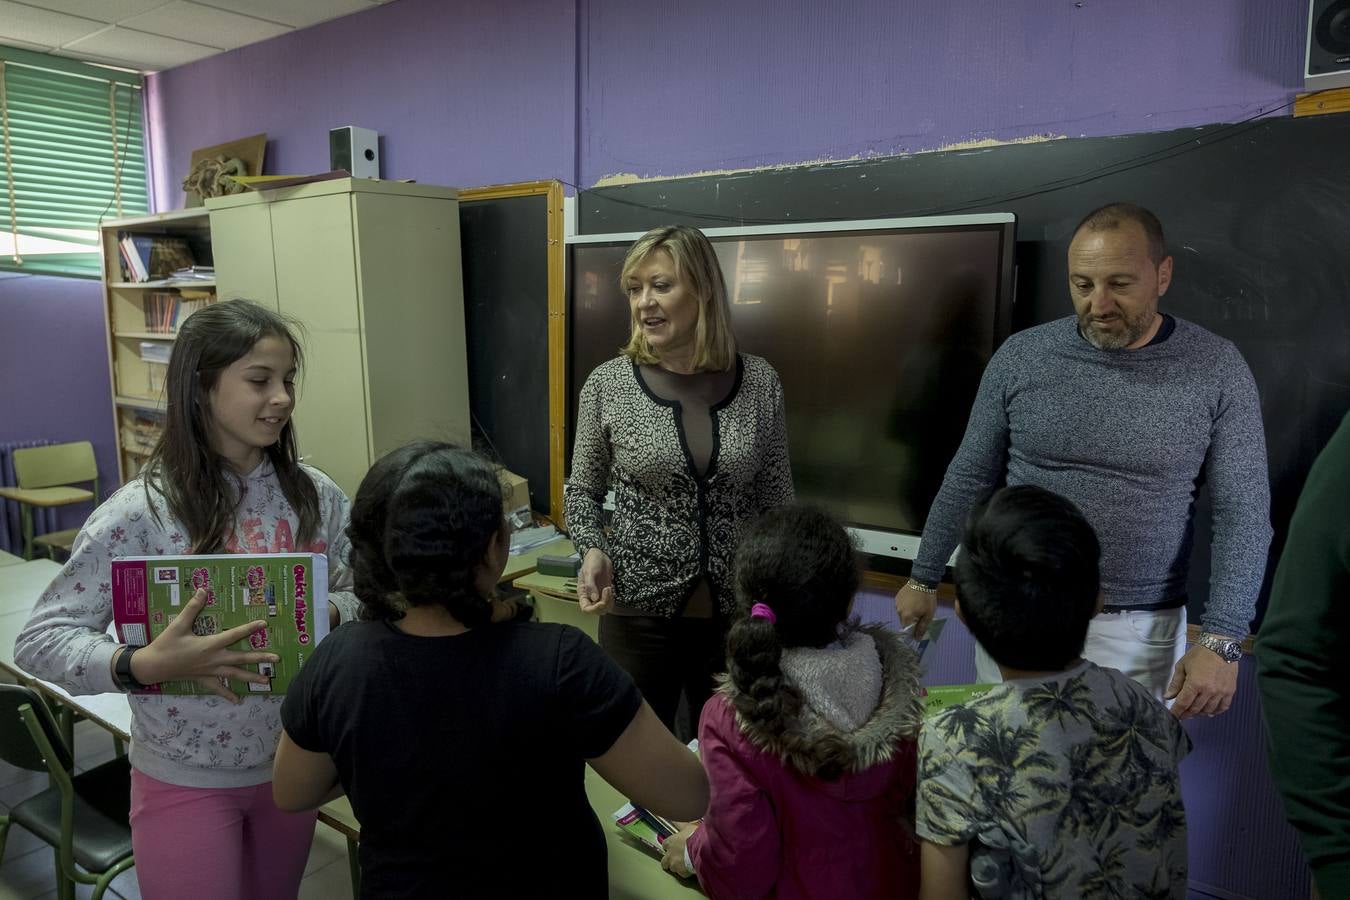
[114,646,148,691]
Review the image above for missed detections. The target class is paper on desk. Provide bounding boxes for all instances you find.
[509,525,559,554]
[900,615,946,662]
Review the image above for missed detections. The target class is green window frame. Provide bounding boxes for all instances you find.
[0,46,148,279]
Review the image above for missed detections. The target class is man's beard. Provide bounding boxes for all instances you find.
[1079,309,1155,350]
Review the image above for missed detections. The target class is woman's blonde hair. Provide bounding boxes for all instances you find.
[619,225,737,371]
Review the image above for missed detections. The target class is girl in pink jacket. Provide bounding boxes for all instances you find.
[662,504,923,899]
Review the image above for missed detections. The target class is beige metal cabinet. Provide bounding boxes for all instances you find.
[207,179,470,496]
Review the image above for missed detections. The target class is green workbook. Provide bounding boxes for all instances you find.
[111,553,329,696]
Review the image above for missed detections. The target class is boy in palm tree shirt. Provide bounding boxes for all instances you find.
[917,486,1191,900]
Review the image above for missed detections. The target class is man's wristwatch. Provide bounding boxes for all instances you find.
[1196,633,1243,663]
[114,645,148,691]
[906,578,938,594]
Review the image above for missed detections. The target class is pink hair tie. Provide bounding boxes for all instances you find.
[749,603,777,624]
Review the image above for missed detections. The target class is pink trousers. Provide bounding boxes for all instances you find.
[129,769,317,900]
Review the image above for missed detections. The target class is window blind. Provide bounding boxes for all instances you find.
[0,46,147,279]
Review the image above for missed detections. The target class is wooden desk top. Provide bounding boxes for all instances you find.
[512,568,578,600]
[500,536,574,585]
[0,558,60,616]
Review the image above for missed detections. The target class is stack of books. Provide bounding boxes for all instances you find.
[117,233,195,283]
[143,291,215,333]
[120,411,163,457]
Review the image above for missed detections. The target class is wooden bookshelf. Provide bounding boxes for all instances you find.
[99,208,215,483]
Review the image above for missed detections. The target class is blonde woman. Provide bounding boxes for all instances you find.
[565,225,794,740]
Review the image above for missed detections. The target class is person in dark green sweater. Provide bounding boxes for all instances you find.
[1257,410,1350,898]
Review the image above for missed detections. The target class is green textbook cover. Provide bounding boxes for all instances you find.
[111,553,329,696]
[922,683,998,717]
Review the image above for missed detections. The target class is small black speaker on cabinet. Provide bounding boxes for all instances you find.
[1307,0,1350,91]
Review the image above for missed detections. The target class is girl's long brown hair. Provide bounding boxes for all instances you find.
[143,299,319,552]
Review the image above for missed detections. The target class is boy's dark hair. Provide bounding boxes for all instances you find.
[726,504,859,778]
[145,298,318,552]
[348,441,503,627]
[954,485,1101,672]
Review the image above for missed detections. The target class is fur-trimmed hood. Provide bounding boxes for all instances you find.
[716,623,923,783]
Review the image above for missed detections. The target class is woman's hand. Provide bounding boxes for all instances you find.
[660,823,699,879]
[577,548,615,614]
[128,588,280,704]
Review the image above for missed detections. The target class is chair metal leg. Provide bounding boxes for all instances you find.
[89,855,136,900]
[54,847,75,900]
[20,505,34,561]
[57,706,75,760]
[347,836,361,896]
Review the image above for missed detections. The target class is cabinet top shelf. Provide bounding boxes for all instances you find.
[205,177,460,209]
[108,281,216,290]
[100,208,210,230]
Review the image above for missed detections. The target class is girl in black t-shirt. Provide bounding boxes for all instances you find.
[272,441,708,898]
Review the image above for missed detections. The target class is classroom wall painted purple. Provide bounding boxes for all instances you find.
[144,0,577,208]
[146,0,1305,203]
[0,274,118,530]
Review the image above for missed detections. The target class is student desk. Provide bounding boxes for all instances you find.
[0,557,60,613]
[0,549,25,567]
[512,568,600,640]
[500,535,574,584]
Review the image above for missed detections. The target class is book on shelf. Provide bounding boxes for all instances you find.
[111,553,330,696]
[120,410,163,456]
[169,265,214,281]
[142,291,215,334]
[117,232,195,283]
[138,341,172,364]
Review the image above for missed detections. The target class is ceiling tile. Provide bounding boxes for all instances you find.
[11,0,172,23]
[189,0,375,28]
[0,36,57,51]
[63,25,220,68]
[120,1,290,49]
[0,1,107,47]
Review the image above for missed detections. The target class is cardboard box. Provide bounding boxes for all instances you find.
[499,469,530,514]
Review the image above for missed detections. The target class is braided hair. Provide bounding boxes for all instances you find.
[726,504,860,776]
[347,441,504,626]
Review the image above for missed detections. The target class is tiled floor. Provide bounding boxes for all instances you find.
[0,719,354,900]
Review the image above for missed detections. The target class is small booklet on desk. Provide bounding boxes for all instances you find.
[111,553,329,696]
[613,739,700,854]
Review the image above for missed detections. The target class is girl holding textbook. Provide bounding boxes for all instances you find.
[273,441,709,899]
[661,505,923,899]
[15,300,359,900]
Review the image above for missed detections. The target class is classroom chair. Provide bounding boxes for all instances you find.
[0,684,133,900]
[0,442,99,561]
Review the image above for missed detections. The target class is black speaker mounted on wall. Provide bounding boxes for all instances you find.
[1307,0,1350,91]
